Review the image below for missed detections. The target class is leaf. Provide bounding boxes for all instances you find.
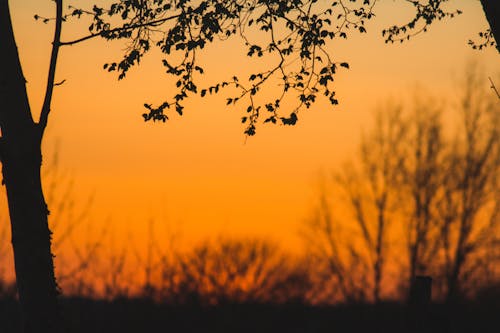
[175,103,184,115]
[264,116,277,124]
[281,113,298,126]
[244,125,256,136]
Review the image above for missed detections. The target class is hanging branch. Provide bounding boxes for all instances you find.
[39,0,63,138]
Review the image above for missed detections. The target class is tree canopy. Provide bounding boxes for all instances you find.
[37,0,495,136]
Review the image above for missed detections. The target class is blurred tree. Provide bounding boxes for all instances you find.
[305,66,499,303]
[339,103,408,303]
[383,71,500,302]
[303,104,408,303]
[399,96,446,289]
[301,184,370,304]
[436,66,500,302]
[155,238,309,305]
[0,0,498,331]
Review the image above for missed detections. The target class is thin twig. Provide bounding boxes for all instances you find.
[59,14,181,46]
[488,77,500,99]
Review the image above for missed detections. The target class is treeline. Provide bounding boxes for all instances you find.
[1,233,499,306]
[0,66,499,305]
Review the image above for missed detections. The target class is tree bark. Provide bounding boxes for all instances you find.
[480,0,500,53]
[0,1,62,332]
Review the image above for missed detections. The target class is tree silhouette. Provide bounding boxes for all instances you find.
[0,0,498,332]
[436,67,500,302]
[394,70,500,301]
[340,103,408,303]
[304,66,500,304]
[303,104,409,304]
[158,238,309,305]
[399,95,446,290]
[302,183,370,303]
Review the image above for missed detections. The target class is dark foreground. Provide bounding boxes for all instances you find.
[1,297,499,333]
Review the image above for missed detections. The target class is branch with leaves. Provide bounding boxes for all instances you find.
[35,0,481,136]
[382,0,462,44]
[468,29,497,51]
[48,0,382,135]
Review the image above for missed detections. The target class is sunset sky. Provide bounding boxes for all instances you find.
[2,0,499,263]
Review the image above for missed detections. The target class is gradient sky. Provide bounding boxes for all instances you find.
[3,0,500,259]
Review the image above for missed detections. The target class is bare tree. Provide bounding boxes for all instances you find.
[156,238,309,305]
[398,95,447,287]
[340,103,408,302]
[303,104,410,304]
[304,68,500,303]
[435,66,500,302]
[302,183,370,304]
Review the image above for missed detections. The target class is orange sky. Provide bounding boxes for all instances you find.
[2,0,499,262]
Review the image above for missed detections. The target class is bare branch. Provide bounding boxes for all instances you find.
[38,0,63,137]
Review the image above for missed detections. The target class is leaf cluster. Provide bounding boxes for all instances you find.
[64,0,380,134]
[468,29,497,51]
[382,0,462,44]
[52,0,469,135]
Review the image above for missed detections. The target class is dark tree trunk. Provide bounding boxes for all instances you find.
[445,251,464,304]
[480,0,500,52]
[0,1,62,332]
[373,225,383,304]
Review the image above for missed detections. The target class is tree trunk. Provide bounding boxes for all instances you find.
[480,0,500,52]
[445,251,464,304]
[0,1,62,332]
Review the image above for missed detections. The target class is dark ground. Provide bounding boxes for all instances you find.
[1,297,499,333]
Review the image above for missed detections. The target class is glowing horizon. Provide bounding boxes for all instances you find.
[1,0,499,290]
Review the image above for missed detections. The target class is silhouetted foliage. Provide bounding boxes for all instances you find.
[469,29,496,50]
[2,1,498,331]
[66,0,373,135]
[58,0,498,135]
